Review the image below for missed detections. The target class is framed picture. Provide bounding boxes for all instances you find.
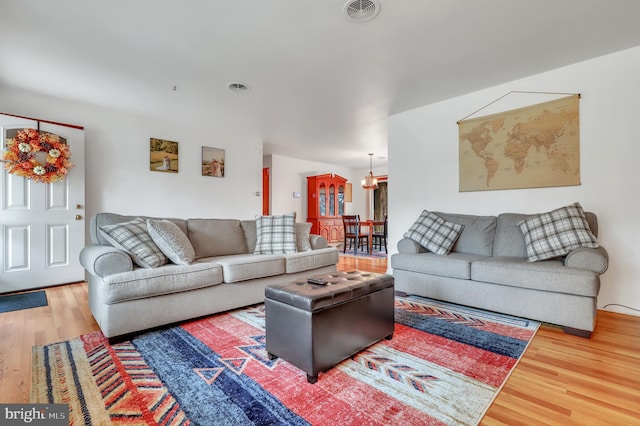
[150,138,179,173]
[202,146,225,177]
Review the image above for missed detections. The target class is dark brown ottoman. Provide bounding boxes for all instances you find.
[265,270,394,383]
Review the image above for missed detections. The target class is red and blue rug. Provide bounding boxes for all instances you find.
[340,248,387,258]
[31,296,539,425]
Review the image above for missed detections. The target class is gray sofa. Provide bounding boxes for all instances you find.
[391,210,609,337]
[80,213,339,341]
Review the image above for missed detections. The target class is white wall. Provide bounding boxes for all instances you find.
[266,154,389,222]
[267,154,365,220]
[0,85,381,237]
[0,87,264,225]
[389,46,640,315]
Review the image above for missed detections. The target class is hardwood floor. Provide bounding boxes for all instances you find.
[0,282,100,403]
[1,254,638,425]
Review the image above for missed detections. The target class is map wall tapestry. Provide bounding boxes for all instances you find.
[458,95,580,192]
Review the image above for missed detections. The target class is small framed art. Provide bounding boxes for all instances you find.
[202,146,225,177]
[150,138,179,173]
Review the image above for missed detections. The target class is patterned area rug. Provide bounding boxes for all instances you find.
[340,248,387,258]
[31,296,539,425]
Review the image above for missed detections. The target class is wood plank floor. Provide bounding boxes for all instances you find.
[1,255,638,425]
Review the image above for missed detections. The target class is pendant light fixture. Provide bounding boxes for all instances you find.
[361,153,378,190]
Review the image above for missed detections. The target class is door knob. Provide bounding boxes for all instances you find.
[75,215,83,220]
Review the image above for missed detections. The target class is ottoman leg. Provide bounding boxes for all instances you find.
[307,374,318,384]
[385,333,393,340]
[268,352,278,360]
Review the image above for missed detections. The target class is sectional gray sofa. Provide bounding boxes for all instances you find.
[391,206,608,337]
[80,212,339,342]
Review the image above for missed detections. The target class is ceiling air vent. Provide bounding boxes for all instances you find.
[344,0,380,22]
[227,82,250,93]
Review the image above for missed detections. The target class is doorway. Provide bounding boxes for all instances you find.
[262,167,270,215]
[0,113,85,293]
[373,179,387,221]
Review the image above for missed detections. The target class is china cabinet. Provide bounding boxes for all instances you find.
[306,173,347,243]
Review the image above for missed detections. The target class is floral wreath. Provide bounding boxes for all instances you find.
[2,128,74,183]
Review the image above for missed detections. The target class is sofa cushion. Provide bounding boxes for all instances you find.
[517,203,598,262]
[99,218,167,268]
[391,252,486,280]
[254,213,297,254]
[493,213,530,258]
[147,219,196,265]
[404,210,464,255]
[283,247,340,274]
[471,257,599,297]
[199,254,285,283]
[434,212,497,256]
[187,219,248,258]
[241,220,258,253]
[101,263,223,304]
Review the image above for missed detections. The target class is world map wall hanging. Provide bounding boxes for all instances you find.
[457,94,580,192]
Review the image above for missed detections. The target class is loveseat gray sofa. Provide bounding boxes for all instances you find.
[80,212,339,341]
[391,208,608,337]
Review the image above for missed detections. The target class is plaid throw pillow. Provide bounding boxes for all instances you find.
[517,202,598,262]
[404,210,464,255]
[99,218,167,268]
[254,213,298,254]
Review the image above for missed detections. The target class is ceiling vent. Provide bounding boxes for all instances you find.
[227,82,250,93]
[344,0,380,22]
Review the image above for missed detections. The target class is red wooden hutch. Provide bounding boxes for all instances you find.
[306,173,347,244]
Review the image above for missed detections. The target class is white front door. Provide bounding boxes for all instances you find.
[0,114,85,293]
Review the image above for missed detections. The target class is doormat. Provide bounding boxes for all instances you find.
[0,290,48,313]
[32,296,539,425]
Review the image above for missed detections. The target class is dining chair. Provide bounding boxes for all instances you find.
[342,215,369,255]
[372,215,388,253]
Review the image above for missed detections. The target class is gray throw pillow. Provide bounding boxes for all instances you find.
[99,218,167,268]
[517,202,598,262]
[295,222,312,252]
[404,210,464,255]
[147,219,196,265]
[254,212,297,254]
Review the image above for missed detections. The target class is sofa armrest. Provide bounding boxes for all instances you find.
[79,245,134,278]
[564,246,609,275]
[397,237,428,254]
[309,234,329,250]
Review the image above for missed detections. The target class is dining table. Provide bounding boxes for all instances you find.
[359,219,384,254]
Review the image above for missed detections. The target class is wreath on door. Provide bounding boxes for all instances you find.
[2,128,74,183]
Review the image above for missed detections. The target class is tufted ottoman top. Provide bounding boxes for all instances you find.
[265,270,394,312]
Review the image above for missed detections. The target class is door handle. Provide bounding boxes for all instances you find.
[75,215,83,220]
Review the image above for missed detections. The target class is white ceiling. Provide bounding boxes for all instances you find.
[2,0,640,169]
